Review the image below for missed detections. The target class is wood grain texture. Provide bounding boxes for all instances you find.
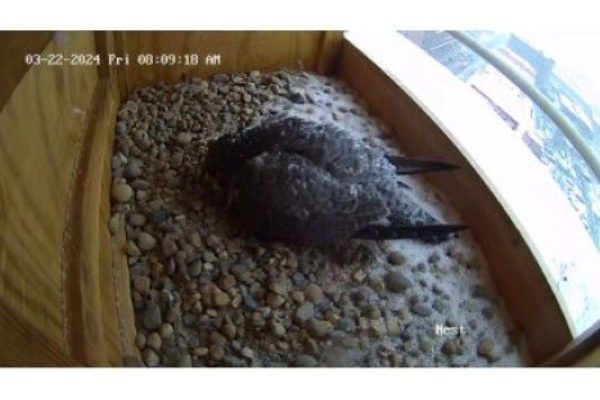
[61,31,134,366]
[0,32,99,360]
[63,77,124,366]
[0,299,79,366]
[572,347,600,366]
[544,320,600,366]
[316,31,344,75]
[0,31,53,111]
[337,40,571,363]
[117,31,328,93]
[110,213,143,366]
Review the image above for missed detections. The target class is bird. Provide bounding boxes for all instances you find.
[202,115,466,245]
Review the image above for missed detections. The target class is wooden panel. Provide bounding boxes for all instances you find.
[63,78,123,366]
[573,347,600,366]
[0,299,78,366]
[316,31,344,75]
[0,32,99,360]
[111,213,144,366]
[60,31,137,366]
[0,31,53,110]
[117,31,330,93]
[337,40,571,363]
[544,320,600,366]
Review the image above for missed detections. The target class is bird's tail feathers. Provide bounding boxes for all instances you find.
[352,223,467,243]
[386,155,460,175]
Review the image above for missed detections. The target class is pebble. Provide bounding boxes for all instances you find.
[159,322,174,339]
[271,321,287,338]
[481,306,495,320]
[369,319,387,337]
[411,303,432,317]
[116,121,127,135]
[143,301,162,331]
[112,183,134,202]
[295,302,315,325]
[384,270,414,292]
[129,213,147,227]
[294,354,318,367]
[162,237,178,258]
[306,319,333,338]
[135,332,146,349]
[146,332,162,351]
[241,347,254,360]
[367,274,386,295]
[176,354,193,367]
[166,307,182,325]
[387,251,406,266]
[177,131,193,145]
[477,339,498,362]
[202,250,218,263]
[125,240,141,257]
[109,213,121,234]
[125,161,143,179]
[138,232,157,251]
[133,276,151,294]
[385,317,402,335]
[193,347,209,357]
[209,344,225,361]
[222,323,237,340]
[214,288,231,307]
[303,283,325,304]
[136,190,148,201]
[353,269,367,283]
[142,348,160,367]
[188,260,203,278]
[266,292,286,308]
[171,152,184,168]
[432,299,449,313]
[151,209,169,225]
[441,338,461,356]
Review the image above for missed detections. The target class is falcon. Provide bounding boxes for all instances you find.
[203,116,466,245]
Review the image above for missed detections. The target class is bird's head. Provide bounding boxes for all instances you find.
[202,133,247,186]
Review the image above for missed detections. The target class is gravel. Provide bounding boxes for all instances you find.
[110,69,527,367]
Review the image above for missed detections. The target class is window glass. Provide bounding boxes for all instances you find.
[402,31,600,250]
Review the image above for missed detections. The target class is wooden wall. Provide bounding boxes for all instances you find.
[0,31,93,364]
[0,31,131,366]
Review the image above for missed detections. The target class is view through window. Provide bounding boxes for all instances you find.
[401,31,600,252]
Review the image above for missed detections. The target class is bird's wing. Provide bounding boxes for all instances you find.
[238,151,387,243]
[241,116,379,179]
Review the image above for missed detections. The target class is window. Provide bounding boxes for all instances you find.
[402,31,600,251]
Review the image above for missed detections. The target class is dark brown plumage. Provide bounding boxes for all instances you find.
[203,116,466,245]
